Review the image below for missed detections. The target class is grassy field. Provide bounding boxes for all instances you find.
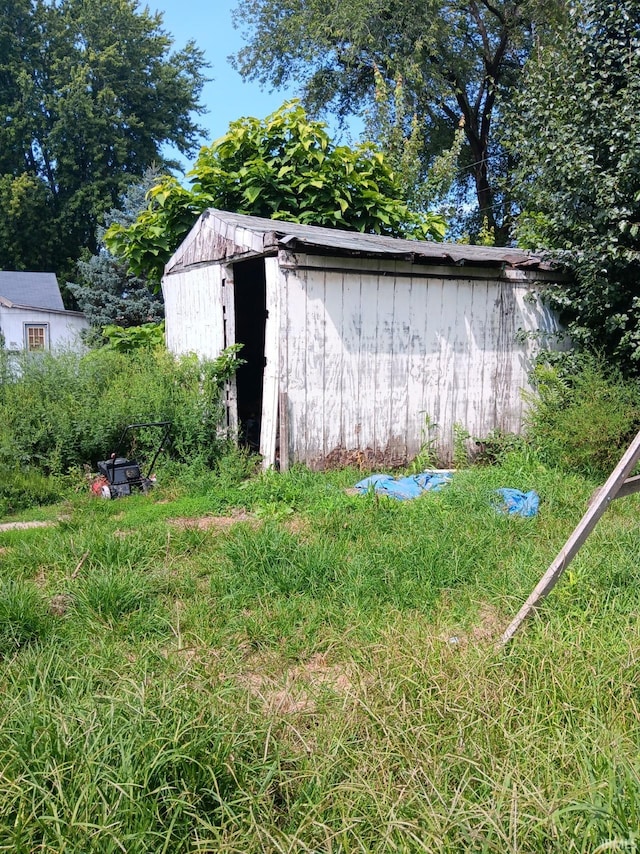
[1,451,640,852]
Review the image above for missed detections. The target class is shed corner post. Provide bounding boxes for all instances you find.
[259,256,282,469]
[221,263,239,439]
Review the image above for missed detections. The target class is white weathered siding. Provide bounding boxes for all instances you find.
[0,305,88,352]
[259,257,281,465]
[162,233,562,470]
[162,265,226,358]
[279,254,560,467]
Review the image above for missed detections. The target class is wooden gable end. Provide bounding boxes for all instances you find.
[165,211,279,276]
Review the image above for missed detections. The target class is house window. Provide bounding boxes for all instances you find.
[25,324,48,351]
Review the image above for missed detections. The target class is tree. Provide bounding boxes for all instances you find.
[106,101,447,283]
[505,0,640,373]
[67,169,165,330]
[230,0,564,243]
[0,0,208,281]
[363,70,468,226]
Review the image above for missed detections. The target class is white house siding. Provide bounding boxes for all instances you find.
[163,265,226,358]
[0,305,88,351]
[278,253,559,467]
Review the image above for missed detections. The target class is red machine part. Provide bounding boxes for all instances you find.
[90,475,109,496]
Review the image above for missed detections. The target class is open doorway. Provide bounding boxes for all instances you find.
[232,258,267,450]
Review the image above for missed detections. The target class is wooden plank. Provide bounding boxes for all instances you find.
[162,266,224,359]
[501,428,640,644]
[222,264,238,436]
[277,252,290,470]
[356,272,378,453]
[201,265,225,359]
[373,274,395,458]
[420,277,443,447]
[406,278,429,462]
[281,252,513,282]
[604,474,640,501]
[340,273,363,452]
[462,281,487,440]
[436,280,457,460]
[282,268,308,465]
[449,280,472,438]
[491,281,517,432]
[389,275,410,464]
[322,270,345,459]
[259,257,280,468]
[279,391,290,471]
[303,270,326,463]
[467,282,492,436]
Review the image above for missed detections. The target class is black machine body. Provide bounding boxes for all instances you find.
[94,421,171,499]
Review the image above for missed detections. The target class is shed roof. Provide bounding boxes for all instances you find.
[165,209,552,275]
[0,272,65,311]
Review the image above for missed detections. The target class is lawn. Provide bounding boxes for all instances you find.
[1,453,639,852]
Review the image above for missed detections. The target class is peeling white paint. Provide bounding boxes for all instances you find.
[162,213,565,468]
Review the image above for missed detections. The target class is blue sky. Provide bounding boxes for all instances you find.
[154,0,361,171]
[154,0,297,168]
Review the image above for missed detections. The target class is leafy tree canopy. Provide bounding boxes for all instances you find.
[67,169,165,331]
[505,0,640,373]
[106,101,447,283]
[0,0,208,282]
[230,0,565,243]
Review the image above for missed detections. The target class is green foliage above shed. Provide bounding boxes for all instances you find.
[506,0,640,374]
[106,101,446,283]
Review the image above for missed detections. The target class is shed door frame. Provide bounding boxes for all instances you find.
[221,263,238,436]
[224,257,280,469]
[259,257,280,468]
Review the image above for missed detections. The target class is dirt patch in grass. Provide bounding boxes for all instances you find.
[168,509,256,531]
[49,593,71,616]
[282,516,311,537]
[0,520,56,532]
[471,602,504,642]
[444,602,504,647]
[33,567,48,587]
[239,652,356,715]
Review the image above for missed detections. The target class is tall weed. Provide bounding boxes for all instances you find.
[0,664,258,852]
[526,358,640,477]
[0,466,64,515]
[0,348,230,478]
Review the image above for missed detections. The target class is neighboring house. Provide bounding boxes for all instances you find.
[162,210,565,469]
[0,272,88,353]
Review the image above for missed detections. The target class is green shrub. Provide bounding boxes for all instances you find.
[101,321,165,352]
[525,358,640,478]
[0,346,242,477]
[473,429,529,465]
[0,466,65,515]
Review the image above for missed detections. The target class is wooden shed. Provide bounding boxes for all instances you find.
[162,209,562,469]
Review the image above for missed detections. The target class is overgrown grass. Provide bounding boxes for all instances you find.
[0,346,234,514]
[526,356,640,478]
[2,355,640,849]
[2,447,640,851]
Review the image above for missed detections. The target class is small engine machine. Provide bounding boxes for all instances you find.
[92,421,171,499]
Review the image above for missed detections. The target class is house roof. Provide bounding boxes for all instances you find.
[165,209,555,275]
[0,272,65,311]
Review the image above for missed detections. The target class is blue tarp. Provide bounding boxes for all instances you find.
[495,488,539,517]
[354,471,454,501]
[353,471,539,516]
